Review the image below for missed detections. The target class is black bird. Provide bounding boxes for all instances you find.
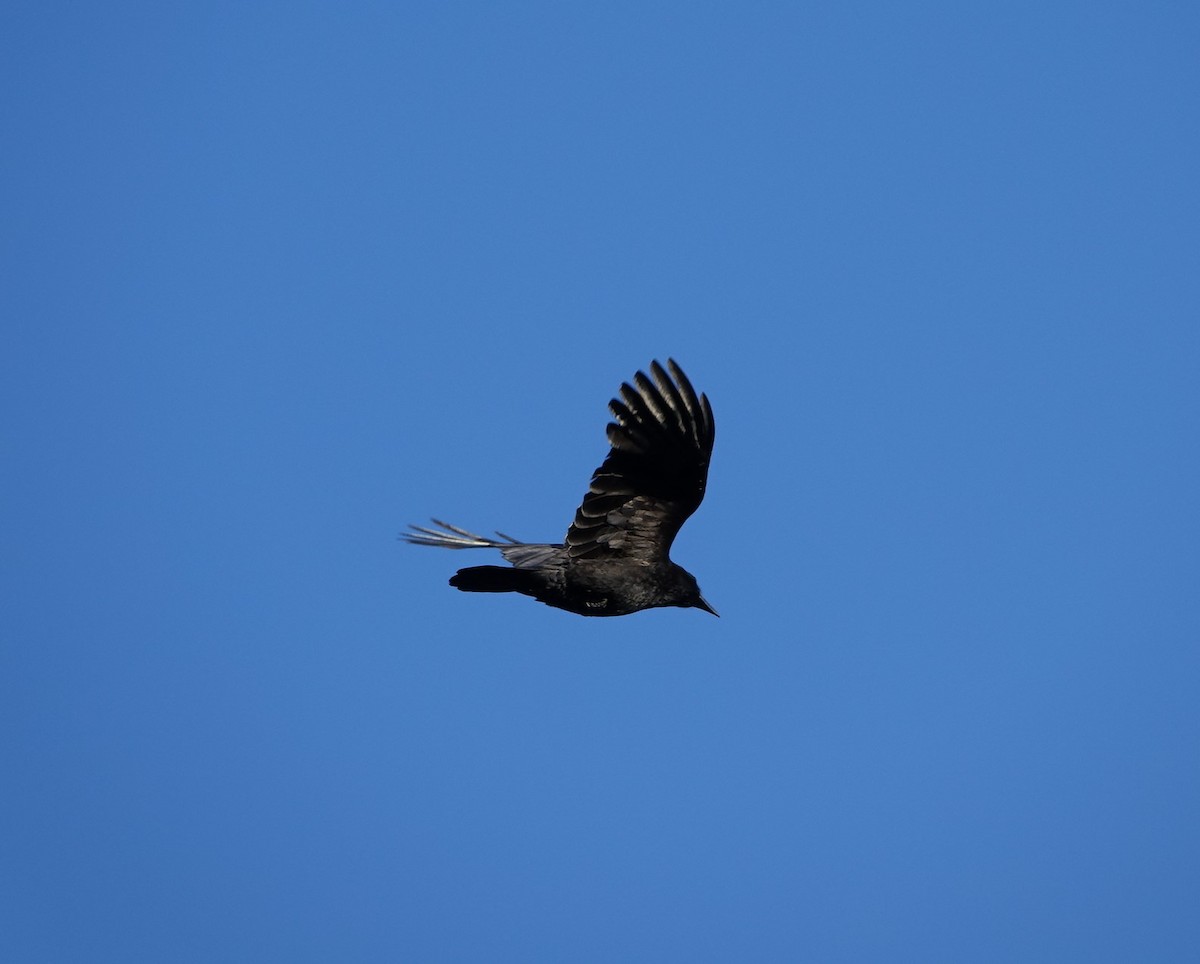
[404,359,717,617]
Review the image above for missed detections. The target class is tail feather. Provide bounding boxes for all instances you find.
[450,565,536,594]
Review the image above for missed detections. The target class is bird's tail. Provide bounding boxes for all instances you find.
[450,565,538,595]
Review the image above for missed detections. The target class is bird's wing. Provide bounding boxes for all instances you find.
[403,520,565,569]
[565,359,715,562]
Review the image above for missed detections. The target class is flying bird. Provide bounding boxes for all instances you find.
[404,359,717,617]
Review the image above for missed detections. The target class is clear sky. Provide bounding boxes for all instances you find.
[3,3,1198,961]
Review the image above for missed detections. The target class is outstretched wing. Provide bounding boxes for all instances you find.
[403,519,565,569]
[566,359,715,562]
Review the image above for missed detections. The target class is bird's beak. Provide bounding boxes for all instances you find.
[695,595,719,617]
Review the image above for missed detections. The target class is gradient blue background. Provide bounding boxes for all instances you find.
[4,3,1198,961]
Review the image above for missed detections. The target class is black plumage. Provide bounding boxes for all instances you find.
[404,359,717,617]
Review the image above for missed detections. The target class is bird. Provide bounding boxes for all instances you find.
[404,359,717,617]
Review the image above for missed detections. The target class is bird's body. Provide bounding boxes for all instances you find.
[405,359,716,617]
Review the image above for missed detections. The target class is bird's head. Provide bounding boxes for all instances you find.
[667,566,719,617]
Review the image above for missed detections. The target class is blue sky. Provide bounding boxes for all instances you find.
[3,2,1198,961]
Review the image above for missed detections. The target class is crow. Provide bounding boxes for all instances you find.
[404,359,717,617]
